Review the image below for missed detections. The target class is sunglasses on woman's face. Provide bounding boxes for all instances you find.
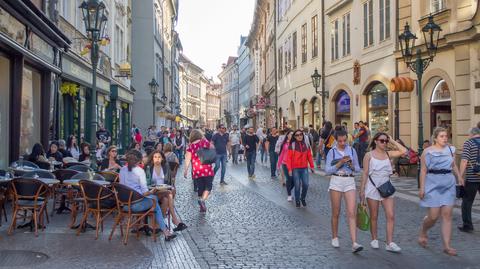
[377,139,389,144]
[294,134,303,137]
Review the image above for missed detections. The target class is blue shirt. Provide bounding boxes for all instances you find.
[212,133,229,155]
[325,145,361,175]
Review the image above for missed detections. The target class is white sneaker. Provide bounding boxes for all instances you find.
[352,242,364,253]
[370,239,379,249]
[331,238,340,248]
[287,196,293,202]
[385,242,402,253]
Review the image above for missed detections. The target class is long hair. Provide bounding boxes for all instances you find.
[146,149,166,168]
[290,129,308,152]
[126,149,142,172]
[369,132,388,150]
[66,135,78,151]
[189,129,204,144]
[106,146,117,159]
[29,143,45,162]
[280,130,294,151]
[321,121,333,137]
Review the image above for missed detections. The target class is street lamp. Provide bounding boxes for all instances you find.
[311,68,326,124]
[80,0,107,164]
[149,78,159,125]
[398,15,441,184]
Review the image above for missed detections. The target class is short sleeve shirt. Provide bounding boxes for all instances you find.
[187,139,215,179]
[212,133,229,154]
[461,138,480,182]
[267,135,279,153]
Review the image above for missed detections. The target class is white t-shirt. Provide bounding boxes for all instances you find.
[230,131,241,145]
[119,166,148,194]
[152,166,165,185]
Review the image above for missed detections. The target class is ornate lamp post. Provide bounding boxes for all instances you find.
[311,68,326,124]
[398,15,441,183]
[80,0,107,166]
[149,78,159,125]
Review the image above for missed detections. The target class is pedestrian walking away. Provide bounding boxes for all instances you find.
[229,126,242,165]
[173,130,186,165]
[183,129,215,213]
[266,127,279,179]
[325,129,363,253]
[243,127,260,179]
[285,129,314,208]
[212,124,230,185]
[458,126,480,233]
[418,127,463,256]
[355,121,369,168]
[359,132,407,252]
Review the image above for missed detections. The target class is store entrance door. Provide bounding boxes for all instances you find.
[430,79,452,141]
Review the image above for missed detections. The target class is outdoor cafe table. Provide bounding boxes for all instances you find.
[8,166,37,176]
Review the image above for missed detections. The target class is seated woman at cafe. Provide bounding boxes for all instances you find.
[46,141,64,162]
[119,149,177,241]
[145,149,187,232]
[66,135,80,160]
[28,143,49,166]
[78,143,91,164]
[99,146,122,172]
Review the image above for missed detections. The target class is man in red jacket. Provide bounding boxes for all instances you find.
[285,129,315,208]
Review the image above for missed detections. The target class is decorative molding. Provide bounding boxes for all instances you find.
[353,60,360,85]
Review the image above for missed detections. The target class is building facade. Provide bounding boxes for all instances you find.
[218,56,239,127]
[131,0,179,131]
[206,82,222,129]
[179,53,203,128]
[237,36,253,127]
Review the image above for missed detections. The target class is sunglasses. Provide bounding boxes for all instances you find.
[377,139,389,144]
[294,134,303,137]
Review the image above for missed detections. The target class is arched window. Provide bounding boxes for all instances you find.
[301,100,310,127]
[367,83,389,134]
[312,97,320,129]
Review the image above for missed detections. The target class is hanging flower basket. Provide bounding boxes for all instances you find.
[121,103,129,109]
[60,82,79,97]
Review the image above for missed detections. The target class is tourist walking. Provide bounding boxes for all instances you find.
[285,129,314,208]
[355,121,369,168]
[320,121,334,162]
[259,129,268,164]
[212,124,229,185]
[418,127,462,256]
[229,126,242,164]
[243,127,260,179]
[265,127,279,179]
[278,130,294,198]
[325,130,363,253]
[458,126,480,233]
[359,132,407,252]
[173,130,186,165]
[183,129,215,212]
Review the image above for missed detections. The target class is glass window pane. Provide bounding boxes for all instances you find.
[20,66,42,156]
[0,55,10,167]
[368,83,389,134]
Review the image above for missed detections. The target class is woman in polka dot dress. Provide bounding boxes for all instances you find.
[183,129,215,212]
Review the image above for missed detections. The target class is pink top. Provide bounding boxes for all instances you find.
[277,142,290,168]
[187,138,215,179]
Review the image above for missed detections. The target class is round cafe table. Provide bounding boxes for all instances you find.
[63,179,111,186]
[9,166,37,176]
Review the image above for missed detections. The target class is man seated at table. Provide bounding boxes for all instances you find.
[119,150,177,241]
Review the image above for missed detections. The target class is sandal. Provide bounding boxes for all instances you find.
[418,236,428,248]
[443,248,457,256]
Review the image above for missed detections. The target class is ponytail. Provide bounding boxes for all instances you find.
[126,149,142,172]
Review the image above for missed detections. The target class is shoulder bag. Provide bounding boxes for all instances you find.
[369,152,395,198]
[196,143,217,165]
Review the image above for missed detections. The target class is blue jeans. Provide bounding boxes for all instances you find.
[231,144,240,164]
[282,164,294,196]
[214,153,227,182]
[246,151,256,177]
[293,168,309,202]
[315,151,322,167]
[130,196,166,231]
[175,149,183,165]
[260,148,267,163]
[269,151,278,177]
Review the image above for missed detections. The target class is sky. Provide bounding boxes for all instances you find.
[177,0,256,81]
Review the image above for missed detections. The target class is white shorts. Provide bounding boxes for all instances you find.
[328,175,356,193]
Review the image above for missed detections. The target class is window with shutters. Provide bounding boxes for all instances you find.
[430,0,445,13]
[342,13,351,56]
[331,19,339,61]
[301,23,307,63]
[379,0,390,41]
[292,31,297,68]
[363,0,374,47]
[278,45,283,79]
[311,15,318,58]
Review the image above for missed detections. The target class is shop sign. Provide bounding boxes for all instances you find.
[97,76,111,93]
[30,33,54,64]
[117,87,134,103]
[63,56,92,86]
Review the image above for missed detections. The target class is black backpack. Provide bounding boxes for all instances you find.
[472,138,480,174]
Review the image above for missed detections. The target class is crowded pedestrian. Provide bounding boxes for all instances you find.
[212,124,229,185]
[355,121,369,168]
[259,129,268,164]
[325,130,363,253]
[183,129,215,212]
[278,130,294,200]
[244,127,260,179]
[458,126,480,233]
[418,127,462,256]
[229,125,242,164]
[320,121,334,161]
[285,129,314,208]
[359,132,407,252]
[265,127,279,179]
[173,130,186,165]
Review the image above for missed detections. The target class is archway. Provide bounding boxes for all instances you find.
[333,90,351,127]
[429,79,452,140]
[311,97,321,130]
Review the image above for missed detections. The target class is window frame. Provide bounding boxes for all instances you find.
[301,23,307,64]
[311,15,318,59]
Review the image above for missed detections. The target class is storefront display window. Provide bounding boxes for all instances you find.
[20,66,42,155]
[335,90,351,126]
[367,83,389,134]
[302,101,310,127]
[0,55,10,167]
[313,98,320,130]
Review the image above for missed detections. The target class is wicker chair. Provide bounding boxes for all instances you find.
[52,169,80,216]
[68,172,106,227]
[23,170,56,179]
[97,171,119,183]
[77,180,116,239]
[109,183,157,245]
[8,178,49,236]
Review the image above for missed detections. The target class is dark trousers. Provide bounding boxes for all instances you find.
[269,151,278,177]
[246,151,256,177]
[357,142,368,168]
[282,164,294,196]
[461,181,480,229]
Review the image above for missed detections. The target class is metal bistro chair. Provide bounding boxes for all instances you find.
[109,183,157,245]
[52,169,80,216]
[69,172,106,227]
[8,178,49,237]
[77,180,116,239]
[97,171,119,183]
[68,165,94,173]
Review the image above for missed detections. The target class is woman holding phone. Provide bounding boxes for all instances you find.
[359,132,407,252]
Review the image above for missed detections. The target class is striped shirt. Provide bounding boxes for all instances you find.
[461,138,480,182]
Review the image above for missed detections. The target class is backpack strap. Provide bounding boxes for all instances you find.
[447,146,453,157]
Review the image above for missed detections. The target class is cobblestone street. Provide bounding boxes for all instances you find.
[1,160,479,268]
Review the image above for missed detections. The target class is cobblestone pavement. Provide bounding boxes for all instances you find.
[175,159,480,269]
[0,159,479,269]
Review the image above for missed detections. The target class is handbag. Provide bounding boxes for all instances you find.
[196,148,217,165]
[456,185,465,199]
[356,203,370,231]
[369,175,396,198]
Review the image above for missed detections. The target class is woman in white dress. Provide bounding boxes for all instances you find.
[359,132,407,252]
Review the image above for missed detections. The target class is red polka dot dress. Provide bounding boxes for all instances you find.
[187,138,214,179]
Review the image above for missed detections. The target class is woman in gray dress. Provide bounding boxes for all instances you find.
[418,127,463,256]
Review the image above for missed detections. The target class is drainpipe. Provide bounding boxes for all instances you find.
[394,0,399,140]
[321,0,326,126]
[274,0,278,128]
